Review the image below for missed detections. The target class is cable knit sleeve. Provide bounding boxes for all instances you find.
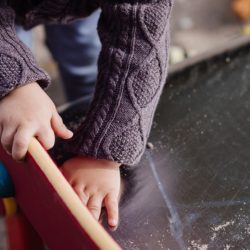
[66,0,173,165]
[0,5,50,98]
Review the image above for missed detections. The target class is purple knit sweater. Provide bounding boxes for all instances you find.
[0,0,172,165]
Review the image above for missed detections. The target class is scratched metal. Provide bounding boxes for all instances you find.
[51,42,250,250]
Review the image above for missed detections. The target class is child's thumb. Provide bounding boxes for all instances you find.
[51,112,73,139]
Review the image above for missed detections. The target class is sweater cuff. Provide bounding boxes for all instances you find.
[0,6,50,98]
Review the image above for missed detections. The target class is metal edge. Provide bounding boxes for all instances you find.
[168,36,250,76]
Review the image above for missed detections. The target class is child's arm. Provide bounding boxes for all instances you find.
[62,0,173,228]
[66,0,173,165]
[0,5,73,160]
[0,5,49,98]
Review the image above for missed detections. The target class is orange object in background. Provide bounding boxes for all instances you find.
[232,0,250,21]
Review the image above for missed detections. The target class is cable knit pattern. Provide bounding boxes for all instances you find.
[109,115,143,162]
[23,0,99,29]
[0,5,50,98]
[0,0,172,165]
[143,2,171,41]
[66,0,173,165]
[133,56,161,108]
[0,54,22,84]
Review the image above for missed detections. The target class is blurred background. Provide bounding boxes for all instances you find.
[31,0,250,106]
[170,0,250,62]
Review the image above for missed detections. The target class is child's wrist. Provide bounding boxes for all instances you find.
[9,81,39,95]
[106,160,121,169]
[93,158,121,169]
[77,156,121,169]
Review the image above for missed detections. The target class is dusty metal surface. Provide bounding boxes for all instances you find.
[112,41,250,249]
[55,40,250,249]
[1,39,249,250]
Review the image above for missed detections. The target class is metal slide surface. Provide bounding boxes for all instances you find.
[52,40,250,250]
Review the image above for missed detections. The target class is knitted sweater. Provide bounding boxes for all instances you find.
[0,0,172,165]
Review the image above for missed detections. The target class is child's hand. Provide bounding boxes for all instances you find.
[60,156,121,230]
[0,82,73,160]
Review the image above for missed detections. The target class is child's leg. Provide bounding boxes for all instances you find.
[45,10,101,103]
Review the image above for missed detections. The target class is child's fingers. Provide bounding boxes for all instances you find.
[104,194,119,229]
[36,127,55,150]
[51,112,73,139]
[87,195,103,221]
[73,185,89,205]
[1,125,17,154]
[12,126,35,161]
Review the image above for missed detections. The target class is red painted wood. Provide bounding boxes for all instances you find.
[0,146,103,250]
[6,213,44,250]
[0,199,5,216]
